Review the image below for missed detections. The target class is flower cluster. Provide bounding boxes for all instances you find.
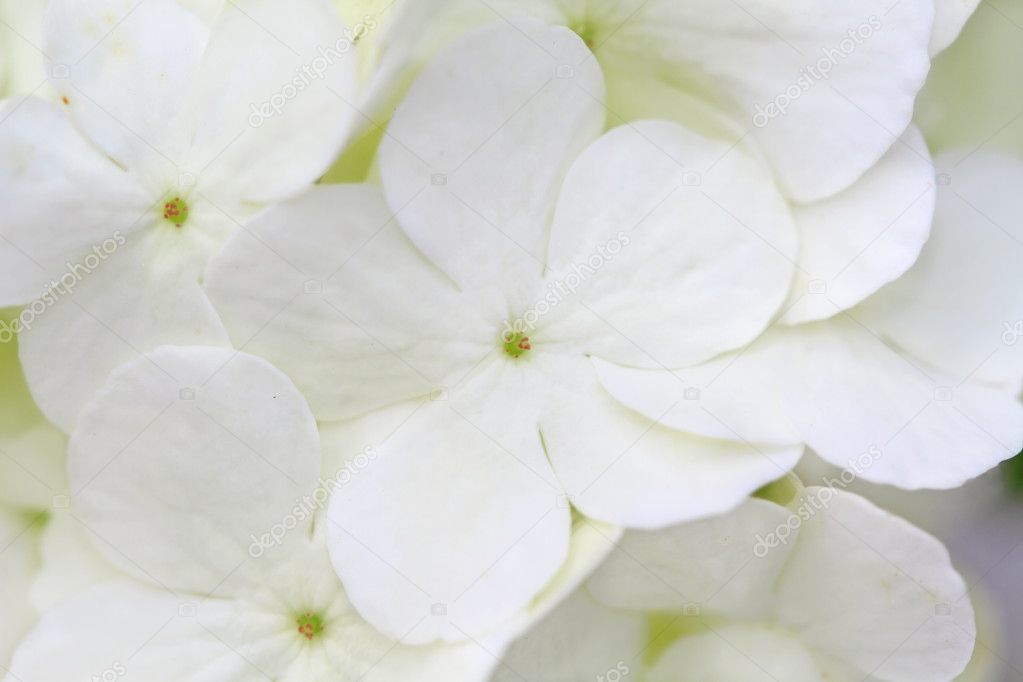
[0,0,1020,680]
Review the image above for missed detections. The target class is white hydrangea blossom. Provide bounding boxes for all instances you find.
[495,486,976,682]
[0,0,1016,679]
[4,345,622,681]
[204,19,815,642]
[0,0,361,433]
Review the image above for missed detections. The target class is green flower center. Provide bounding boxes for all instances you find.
[163,197,189,227]
[296,612,325,641]
[502,331,532,358]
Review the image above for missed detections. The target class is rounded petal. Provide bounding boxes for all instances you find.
[856,151,1023,386]
[378,20,604,292]
[783,126,935,324]
[775,487,976,681]
[538,356,802,528]
[543,120,797,369]
[326,363,569,645]
[0,97,151,306]
[613,0,935,202]
[205,184,494,422]
[361,0,935,202]
[704,320,1023,489]
[189,0,359,204]
[19,223,232,432]
[43,0,208,173]
[7,582,259,682]
[586,497,794,620]
[590,356,800,447]
[68,346,320,596]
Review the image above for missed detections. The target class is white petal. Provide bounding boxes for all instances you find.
[378,20,604,291]
[711,320,1023,489]
[493,591,647,682]
[364,0,934,202]
[614,0,935,202]
[0,97,151,306]
[856,151,1023,386]
[647,625,844,682]
[590,355,800,446]
[775,487,975,681]
[19,221,232,432]
[538,355,801,528]
[325,362,569,644]
[930,0,981,55]
[791,318,1023,488]
[7,582,259,682]
[189,0,359,204]
[586,497,794,619]
[43,0,208,173]
[543,120,797,369]
[67,346,320,596]
[205,184,494,422]
[0,506,40,667]
[783,126,936,324]
[208,536,502,682]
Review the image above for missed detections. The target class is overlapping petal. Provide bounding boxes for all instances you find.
[543,119,797,369]
[325,364,569,644]
[857,151,1023,386]
[19,221,233,432]
[378,19,605,293]
[67,346,320,595]
[205,184,494,422]
[783,126,936,324]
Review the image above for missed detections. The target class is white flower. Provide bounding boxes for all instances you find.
[602,150,1023,489]
[6,345,552,682]
[359,0,954,202]
[496,486,976,682]
[205,20,811,642]
[352,0,965,327]
[0,0,360,432]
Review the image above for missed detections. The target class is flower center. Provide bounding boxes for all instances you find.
[296,611,325,641]
[163,197,189,227]
[502,331,532,358]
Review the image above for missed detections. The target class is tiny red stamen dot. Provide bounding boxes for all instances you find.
[503,331,532,358]
[295,612,324,641]
[163,197,189,227]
